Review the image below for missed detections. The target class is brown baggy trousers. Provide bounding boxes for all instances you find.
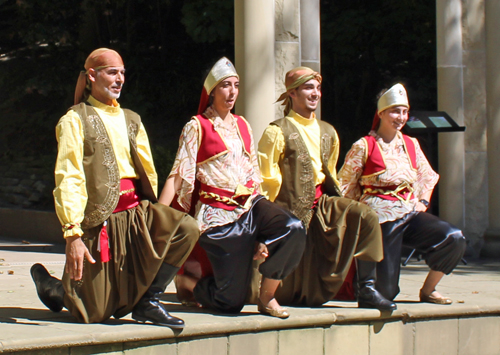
[62,200,199,323]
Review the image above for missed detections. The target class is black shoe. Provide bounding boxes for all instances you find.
[132,263,185,328]
[30,263,65,312]
[132,298,185,329]
[358,287,397,311]
[356,259,397,311]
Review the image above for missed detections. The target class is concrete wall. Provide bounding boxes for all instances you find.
[0,207,61,244]
[12,314,500,355]
[437,0,489,256]
[274,0,301,120]
[460,0,488,254]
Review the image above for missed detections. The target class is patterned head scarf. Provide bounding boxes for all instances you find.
[74,48,124,105]
[276,67,322,116]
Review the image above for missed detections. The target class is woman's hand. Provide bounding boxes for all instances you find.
[415,201,428,212]
[253,242,269,260]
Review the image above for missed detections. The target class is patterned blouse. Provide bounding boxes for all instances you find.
[338,131,439,223]
[169,106,262,233]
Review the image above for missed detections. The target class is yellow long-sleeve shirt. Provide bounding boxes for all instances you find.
[53,96,157,237]
[258,110,339,202]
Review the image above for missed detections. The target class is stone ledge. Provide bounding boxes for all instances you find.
[1,301,499,353]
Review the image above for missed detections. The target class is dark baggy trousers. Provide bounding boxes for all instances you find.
[376,211,466,301]
[194,196,306,313]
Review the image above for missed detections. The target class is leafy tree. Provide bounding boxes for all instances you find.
[0,0,234,174]
[321,0,437,164]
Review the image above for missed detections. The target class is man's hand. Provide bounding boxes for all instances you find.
[65,236,95,281]
[253,242,269,260]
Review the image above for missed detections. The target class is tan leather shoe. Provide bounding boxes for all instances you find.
[419,289,453,305]
[258,299,290,319]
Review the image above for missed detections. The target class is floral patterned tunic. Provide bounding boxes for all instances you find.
[338,131,439,224]
[169,106,262,233]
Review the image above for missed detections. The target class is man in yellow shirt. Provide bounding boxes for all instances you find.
[257,67,395,311]
[30,48,198,328]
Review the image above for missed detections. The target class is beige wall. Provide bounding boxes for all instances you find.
[483,0,500,257]
[460,0,488,254]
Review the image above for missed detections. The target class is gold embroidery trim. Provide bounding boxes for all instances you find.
[200,184,255,209]
[83,112,120,228]
[364,181,414,203]
[119,188,135,196]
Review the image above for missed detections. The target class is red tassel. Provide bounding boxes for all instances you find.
[99,221,111,263]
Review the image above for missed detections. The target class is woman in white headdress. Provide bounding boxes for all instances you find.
[338,84,466,304]
[159,57,306,318]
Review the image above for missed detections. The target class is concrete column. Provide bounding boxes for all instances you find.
[275,0,301,119]
[300,0,321,118]
[436,0,466,229]
[235,0,275,142]
[461,0,488,255]
[482,0,500,257]
[299,0,320,71]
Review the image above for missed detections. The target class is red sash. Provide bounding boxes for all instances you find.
[199,180,255,211]
[98,178,140,263]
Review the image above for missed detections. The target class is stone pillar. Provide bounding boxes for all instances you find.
[300,0,321,118]
[275,0,301,119]
[482,0,500,257]
[300,0,320,71]
[274,0,321,120]
[461,0,488,255]
[436,0,466,229]
[234,0,276,142]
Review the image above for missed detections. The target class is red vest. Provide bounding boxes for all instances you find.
[361,134,417,177]
[194,114,252,164]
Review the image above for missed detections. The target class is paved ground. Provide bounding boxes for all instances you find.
[0,238,499,352]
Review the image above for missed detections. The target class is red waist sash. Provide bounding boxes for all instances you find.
[199,180,255,211]
[312,184,325,208]
[114,178,140,213]
[99,179,140,263]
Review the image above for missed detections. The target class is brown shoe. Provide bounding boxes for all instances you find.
[419,290,452,305]
[257,299,290,319]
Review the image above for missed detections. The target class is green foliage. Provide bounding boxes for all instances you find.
[320,0,437,164]
[0,0,234,161]
[151,144,177,185]
[181,0,234,44]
